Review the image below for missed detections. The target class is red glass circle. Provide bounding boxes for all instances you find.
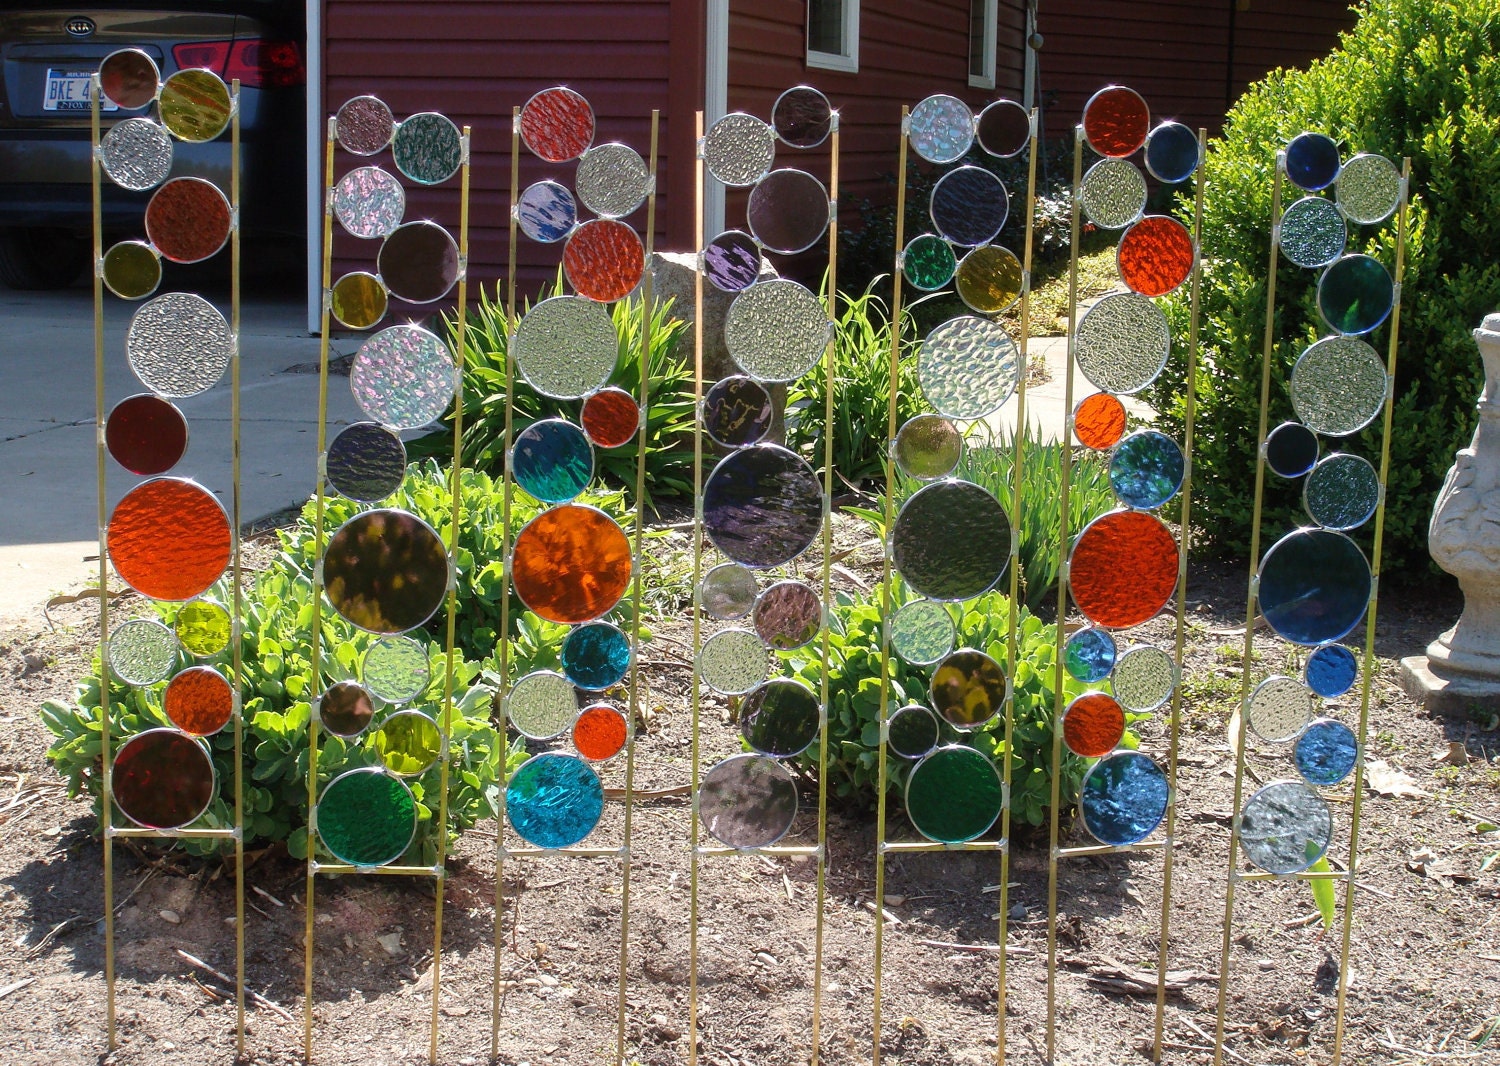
[108,478,231,601]
[145,177,232,264]
[520,87,595,163]
[106,393,188,474]
[1118,215,1195,297]
[573,704,628,761]
[1062,692,1126,757]
[1069,510,1179,629]
[1073,393,1127,451]
[581,387,639,448]
[163,665,234,736]
[113,728,215,829]
[1082,86,1150,158]
[511,504,632,624]
[563,219,645,303]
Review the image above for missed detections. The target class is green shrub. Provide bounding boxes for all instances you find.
[1145,0,1500,573]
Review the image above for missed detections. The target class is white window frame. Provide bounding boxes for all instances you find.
[969,0,998,89]
[807,0,860,73]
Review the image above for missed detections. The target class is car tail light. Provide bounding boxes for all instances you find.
[172,39,304,89]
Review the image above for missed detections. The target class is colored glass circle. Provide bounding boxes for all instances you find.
[573,704,628,761]
[99,48,160,110]
[508,753,605,850]
[1065,627,1117,684]
[1279,196,1347,270]
[1258,528,1371,646]
[1080,157,1147,230]
[1306,644,1358,699]
[520,87,595,163]
[894,414,962,480]
[145,177,231,263]
[511,418,594,504]
[108,618,179,685]
[1265,421,1320,478]
[740,678,821,758]
[1075,291,1171,396]
[905,745,1003,843]
[955,244,1024,314]
[511,504,633,623]
[1111,644,1178,712]
[889,599,956,666]
[323,508,449,634]
[1117,215,1195,297]
[106,393,188,475]
[746,168,830,255]
[318,679,376,738]
[908,94,974,164]
[697,628,769,696]
[108,478,230,601]
[1295,719,1358,787]
[902,233,957,292]
[513,295,618,400]
[333,166,405,239]
[703,375,774,448]
[703,113,776,187]
[699,754,798,849]
[704,230,762,292]
[725,279,829,383]
[1304,453,1380,531]
[561,622,632,690]
[1238,780,1332,874]
[1068,510,1179,629]
[976,99,1031,158]
[918,315,1020,418]
[1062,692,1126,757]
[929,648,1007,730]
[392,112,463,186]
[378,220,460,304]
[1143,121,1200,183]
[1109,429,1185,510]
[887,705,941,760]
[564,218,645,303]
[892,479,1011,602]
[516,180,577,244]
[772,85,833,148]
[349,324,457,430]
[362,636,430,704]
[1246,676,1316,743]
[163,665,232,736]
[1081,85,1150,158]
[113,729,215,830]
[1335,153,1401,225]
[101,117,173,191]
[581,387,639,448]
[317,768,417,867]
[1290,336,1386,436]
[1073,393,1127,451]
[701,563,758,620]
[1284,132,1341,192]
[752,581,822,651]
[326,421,406,502]
[1079,751,1168,846]
[371,710,442,776]
[335,95,395,155]
[930,166,1008,248]
[102,240,162,301]
[330,271,388,330]
[173,598,230,657]
[1317,254,1394,336]
[159,68,230,143]
[702,445,822,569]
[507,670,577,740]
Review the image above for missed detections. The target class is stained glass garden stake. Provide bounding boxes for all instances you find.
[229,80,247,1055]
[687,108,705,1066]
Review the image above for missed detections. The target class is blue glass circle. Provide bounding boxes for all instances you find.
[1144,121,1199,184]
[1306,643,1358,698]
[1285,132,1341,191]
[506,752,604,850]
[1294,718,1358,787]
[1265,421,1319,479]
[1109,430,1184,509]
[561,622,631,690]
[1065,627,1117,683]
[1079,751,1169,847]
[511,418,594,503]
[1258,529,1371,646]
[516,180,577,243]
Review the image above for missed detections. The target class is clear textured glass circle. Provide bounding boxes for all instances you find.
[917,316,1020,419]
[889,599,956,666]
[108,618,179,685]
[723,279,830,383]
[1290,336,1386,436]
[697,628,768,696]
[1336,153,1401,225]
[1238,780,1333,874]
[513,295,618,400]
[349,324,458,430]
[1246,676,1316,743]
[1074,292,1170,395]
[507,670,577,740]
[333,166,406,239]
[1111,644,1177,712]
[576,142,651,219]
[126,293,233,398]
[908,94,974,164]
[1080,158,1147,230]
[1280,196,1347,270]
[100,118,172,191]
[703,113,776,187]
[363,636,430,704]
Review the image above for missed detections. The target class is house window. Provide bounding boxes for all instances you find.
[969,0,997,88]
[808,0,859,73]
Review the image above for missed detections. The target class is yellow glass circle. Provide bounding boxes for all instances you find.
[159,68,232,143]
[330,272,388,330]
[955,245,1024,314]
[174,598,232,657]
[102,240,162,300]
[371,711,441,776]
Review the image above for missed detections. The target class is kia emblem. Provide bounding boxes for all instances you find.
[65,16,95,37]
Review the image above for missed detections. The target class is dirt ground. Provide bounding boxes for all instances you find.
[1,515,1497,1066]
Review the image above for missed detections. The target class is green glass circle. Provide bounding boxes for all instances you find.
[1317,254,1394,336]
[102,240,162,300]
[902,234,956,292]
[174,598,231,657]
[887,704,940,760]
[316,768,417,867]
[391,111,463,186]
[889,599,956,666]
[1304,453,1380,531]
[893,414,962,480]
[371,710,441,776]
[904,745,1003,843]
[362,635,431,704]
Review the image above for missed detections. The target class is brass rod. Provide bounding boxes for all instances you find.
[1054,840,1168,858]
[312,864,444,877]
[686,108,706,1066]
[108,827,240,840]
[882,840,1010,854]
[694,844,822,858]
[1234,869,1353,883]
[229,80,247,1056]
[498,847,630,861]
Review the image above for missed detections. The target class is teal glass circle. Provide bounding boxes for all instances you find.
[902,234,957,292]
[904,745,1003,843]
[506,752,604,850]
[317,768,417,867]
[1109,430,1184,510]
[1279,196,1346,269]
[391,112,463,186]
[1065,627,1116,683]
[561,622,631,690]
[1317,254,1394,336]
[511,418,594,503]
[1303,453,1380,531]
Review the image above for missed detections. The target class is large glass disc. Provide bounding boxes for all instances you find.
[1117,215,1195,297]
[108,478,230,601]
[318,679,376,738]
[513,295,618,400]
[102,240,162,300]
[317,768,417,867]
[391,112,462,186]
[350,324,457,429]
[907,94,973,164]
[511,418,594,504]
[333,166,405,239]
[1079,751,1168,846]
[327,421,406,502]
[1306,643,1358,699]
[1304,453,1380,531]
[1064,627,1117,684]
[107,618,179,685]
[747,169,830,255]
[702,113,776,187]
[930,166,1008,247]
[1068,510,1179,629]
[724,279,829,383]
[573,705,628,761]
[1143,121,1199,183]
[1081,85,1149,158]
[1265,421,1320,479]
[1111,644,1177,712]
[701,563,758,620]
[704,230,763,293]
[905,745,1003,843]
[1074,291,1170,395]
[889,599,956,666]
[929,649,1006,730]
[564,219,645,303]
[324,509,448,634]
[99,48,160,110]
[520,86,595,163]
[335,95,395,155]
[1290,336,1386,436]
[887,705,940,760]
[739,678,820,758]
[891,479,1010,602]
[362,636,430,704]
[1246,675,1316,743]
[371,710,441,776]
[1238,780,1332,874]
[511,505,632,624]
[581,387,639,449]
[1062,692,1126,757]
[1280,196,1347,270]
[752,581,822,651]
[1319,253,1396,335]
[1073,393,1127,451]
[516,180,577,244]
[330,272,388,330]
[702,445,822,569]
[976,99,1030,158]
[1257,528,1371,646]
[954,244,1024,314]
[106,393,188,475]
[901,233,957,292]
[699,754,798,849]
[1284,132,1341,192]
[159,68,230,143]
[1080,158,1146,230]
[893,414,962,480]
[1109,429,1185,510]
[377,221,459,304]
[772,85,833,148]
[100,118,172,191]
[507,670,577,740]
[697,628,769,696]
[703,375,774,448]
[145,177,232,263]
[1294,719,1358,786]
[1335,153,1400,225]
[917,315,1020,418]
[561,622,631,690]
[576,142,651,218]
[173,599,231,657]
[113,729,215,830]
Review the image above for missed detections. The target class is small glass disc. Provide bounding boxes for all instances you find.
[889,599,956,666]
[1318,254,1395,336]
[372,710,441,776]
[929,648,1006,730]
[561,622,632,690]
[511,505,632,624]
[1265,421,1320,479]
[907,94,974,164]
[930,166,1008,248]
[108,618,178,685]
[1304,453,1380,531]
[1111,644,1177,712]
[1294,719,1358,787]
[564,218,645,303]
[917,315,1020,419]
[1246,676,1316,743]
[1074,291,1171,395]
[159,68,231,143]
[113,729,214,830]
[100,118,172,191]
[747,169,830,255]
[327,421,406,501]
[701,563,758,620]
[511,418,594,504]
[740,678,821,758]
[1258,529,1371,646]
[362,636,430,704]
[699,754,798,849]
[955,244,1024,314]
[324,509,449,634]
[161,666,232,736]
[1079,751,1168,846]
[318,679,376,738]
[887,705,940,759]
[174,598,231,657]
[724,279,829,383]
[752,581,822,651]
[99,48,159,110]
[1290,336,1386,436]
[704,230,762,293]
[1238,780,1332,874]
[1082,85,1150,158]
[1080,157,1147,230]
[335,96,395,155]
[350,324,457,430]
[1117,215,1195,298]
[573,705,628,761]
[1280,196,1347,269]
[520,87,595,163]
[507,671,578,740]
[1068,510,1179,629]
[516,180,577,244]
[772,85,833,148]
[106,393,188,475]
[576,142,651,219]
[581,387,639,448]
[702,444,822,569]
[1073,393,1127,451]
[1065,627,1117,683]
[905,745,1003,843]
[1284,132,1341,192]
[330,272,388,330]
[102,240,162,300]
[1143,121,1199,183]
[894,414,962,480]
[145,177,232,264]
[703,113,776,187]
[378,220,460,304]
[1335,153,1401,225]
[1109,429,1185,510]
[1306,644,1358,699]
[892,479,1011,602]
[1062,692,1126,757]
[975,99,1030,158]
[333,166,406,239]
[901,233,957,292]
[698,628,769,696]
[391,112,463,186]
[513,294,618,400]
[107,477,231,601]
[703,375,774,448]
[317,768,417,867]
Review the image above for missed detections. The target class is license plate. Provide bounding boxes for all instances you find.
[43,68,117,112]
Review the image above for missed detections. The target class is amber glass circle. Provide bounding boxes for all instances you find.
[1073,393,1127,451]
[1069,510,1179,629]
[336,95,396,155]
[563,219,645,303]
[113,728,215,830]
[928,649,1007,730]
[163,665,233,736]
[145,177,232,264]
[318,679,376,738]
[159,68,231,142]
[573,704,628,761]
[102,240,162,300]
[108,478,231,601]
[581,387,639,448]
[511,504,632,624]
[324,509,449,634]
[1062,692,1126,757]
[106,393,188,475]
[330,272,389,330]
[1117,216,1195,298]
[99,48,160,110]
[377,221,459,304]
[520,86,595,163]
[976,99,1031,158]
[954,244,1024,314]
[1081,85,1150,158]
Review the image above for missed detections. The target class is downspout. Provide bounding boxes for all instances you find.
[304,0,321,334]
[705,0,728,237]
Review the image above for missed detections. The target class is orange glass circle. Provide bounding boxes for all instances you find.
[163,665,234,736]
[511,504,632,624]
[1082,85,1150,158]
[108,478,231,601]
[1117,215,1195,298]
[1074,393,1127,450]
[145,177,232,264]
[581,387,639,448]
[573,704,628,761]
[1062,692,1126,757]
[1069,510,1179,629]
[563,219,645,303]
